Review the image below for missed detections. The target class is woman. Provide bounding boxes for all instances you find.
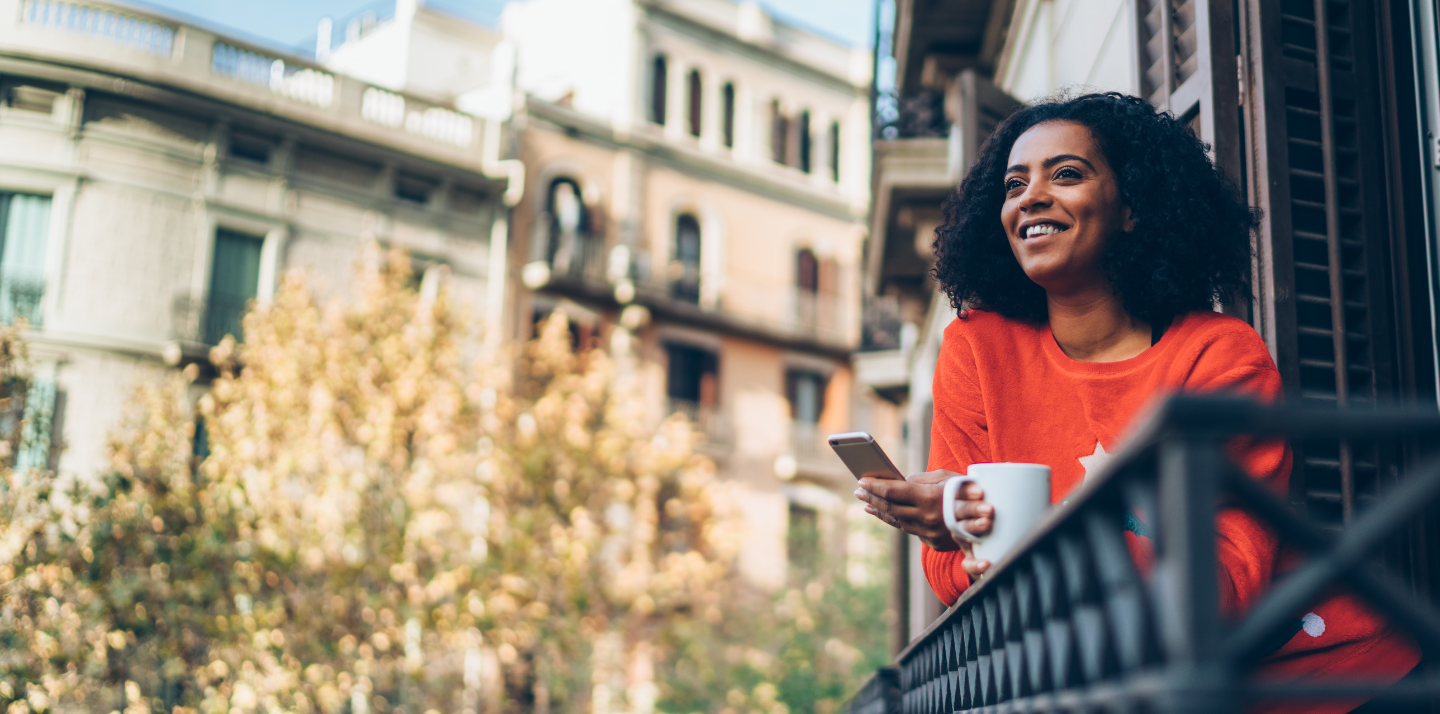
[854,93,1418,712]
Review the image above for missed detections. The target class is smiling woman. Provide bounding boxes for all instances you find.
[852,93,1421,713]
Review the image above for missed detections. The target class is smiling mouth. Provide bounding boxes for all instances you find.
[1023,222,1070,239]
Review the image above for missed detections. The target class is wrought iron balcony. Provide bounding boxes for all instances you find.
[0,274,44,326]
[848,396,1440,713]
[666,397,730,449]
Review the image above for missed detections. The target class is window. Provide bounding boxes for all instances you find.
[546,178,591,279]
[0,193,51,326]
[671,213,702,303]
[205,229,263,344]
[686,69,703,138]
[798,111,812,174]
[787,503,819,580]
[665,342,718,406]
[721,82,736,148]
[829,121,841,182]
[795,248,819,326]
[785,369,826,424]
[651,55,668,126]
[228,134,271,164]
[771,100,788,165]
[394,174,435,204]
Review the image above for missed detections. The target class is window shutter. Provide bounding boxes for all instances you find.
[206,229,263,344]
[1240,0,1401,528]
[1135,0,1242,186]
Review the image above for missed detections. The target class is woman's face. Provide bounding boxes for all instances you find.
[1000,120,1132,297]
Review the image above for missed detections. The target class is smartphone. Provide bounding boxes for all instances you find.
[828,431,905,481]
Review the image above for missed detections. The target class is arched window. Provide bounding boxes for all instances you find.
[721,82,736,148]
[829,121,841,182]
[651,55,668,125]
[546,178,590,278]
[798,110,812,173]
[671,214,702,303]
[687,69,703,137]
[771,100,788,164]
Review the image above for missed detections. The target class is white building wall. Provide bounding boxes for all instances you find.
[996,0,1137,102]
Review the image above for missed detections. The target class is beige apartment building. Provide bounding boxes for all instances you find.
[279,0,876,588]
[0,0,514,478]
[502,0,876,588]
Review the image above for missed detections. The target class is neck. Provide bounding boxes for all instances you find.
[1046,288,1152,362]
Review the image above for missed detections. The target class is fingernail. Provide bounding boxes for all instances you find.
[854,488,867,498]
[978,504,993,515]
[864,506,877,515]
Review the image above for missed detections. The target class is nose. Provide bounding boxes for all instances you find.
[1015,178,1052,212]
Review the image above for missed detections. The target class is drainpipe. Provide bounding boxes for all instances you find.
[481,117,526,350]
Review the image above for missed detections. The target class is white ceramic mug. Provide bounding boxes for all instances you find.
[942,463,1052,565]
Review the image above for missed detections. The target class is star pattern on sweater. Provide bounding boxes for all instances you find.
[1078,440,1114,484]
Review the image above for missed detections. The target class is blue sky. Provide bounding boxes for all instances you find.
[117,0,874,56]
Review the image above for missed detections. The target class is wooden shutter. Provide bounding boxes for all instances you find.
[207,229,263,344]
[1135,0,1243,188]
[1239,0,1403,528]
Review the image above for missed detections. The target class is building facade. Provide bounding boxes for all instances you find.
[504,0,875,589]
[864,0,1440,652]
[321,0,876,589]
[0,0,514,478]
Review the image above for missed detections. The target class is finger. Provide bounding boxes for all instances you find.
[951,500,994,521]
[962,555,990,577]
[861,476,911,504]
[956,516,992,537]
[962,482,986,500]
[864,505,901,529]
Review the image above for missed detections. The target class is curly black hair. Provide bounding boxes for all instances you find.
[931,92,1255,325]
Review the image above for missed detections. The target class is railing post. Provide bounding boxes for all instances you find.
[1155,433,1233,713]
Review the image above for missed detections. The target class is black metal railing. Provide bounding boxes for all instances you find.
[1,275,44,326]
[862,396,1440,713]
[876,91,948,140]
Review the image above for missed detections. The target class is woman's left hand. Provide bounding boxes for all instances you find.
[855,470,970,552]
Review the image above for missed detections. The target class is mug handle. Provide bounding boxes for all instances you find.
[942,475,984,544]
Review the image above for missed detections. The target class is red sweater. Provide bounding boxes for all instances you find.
[922,309,1418,713]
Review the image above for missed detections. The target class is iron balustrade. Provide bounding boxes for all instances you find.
[857,396,1440,714]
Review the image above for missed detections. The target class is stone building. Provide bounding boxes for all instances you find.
[0,0,516,478]
[327,0,877,588]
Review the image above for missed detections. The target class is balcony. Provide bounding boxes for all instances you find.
[666,397,730,452]
[171,294,250,345]
[846,397,1440,713]
[2,0,492,168]
[781,420,847,483]
[0,274,44,326]
[529,245,858,354]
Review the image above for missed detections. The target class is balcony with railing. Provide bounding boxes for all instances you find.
[845,397,1440,714]
[0,274,45,327]
[528,244,858,352]
[2,0,489,167]
[171,294,251,345]
[665,397,730,452]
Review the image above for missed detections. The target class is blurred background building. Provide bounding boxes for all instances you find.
[862,0,1440,655]
[0,0,515,479]
[0,0,880,594]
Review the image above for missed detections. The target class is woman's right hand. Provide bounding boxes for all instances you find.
[948,479,996,579]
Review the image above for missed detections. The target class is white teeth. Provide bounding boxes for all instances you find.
[1025,224,1064,238]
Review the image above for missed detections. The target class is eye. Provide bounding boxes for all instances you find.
[1004,177,1025,192]
[1055,167,1083,180]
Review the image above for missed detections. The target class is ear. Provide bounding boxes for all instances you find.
[1121,205,1136,233]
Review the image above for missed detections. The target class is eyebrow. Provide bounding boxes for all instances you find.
[1005,154,1097,174]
